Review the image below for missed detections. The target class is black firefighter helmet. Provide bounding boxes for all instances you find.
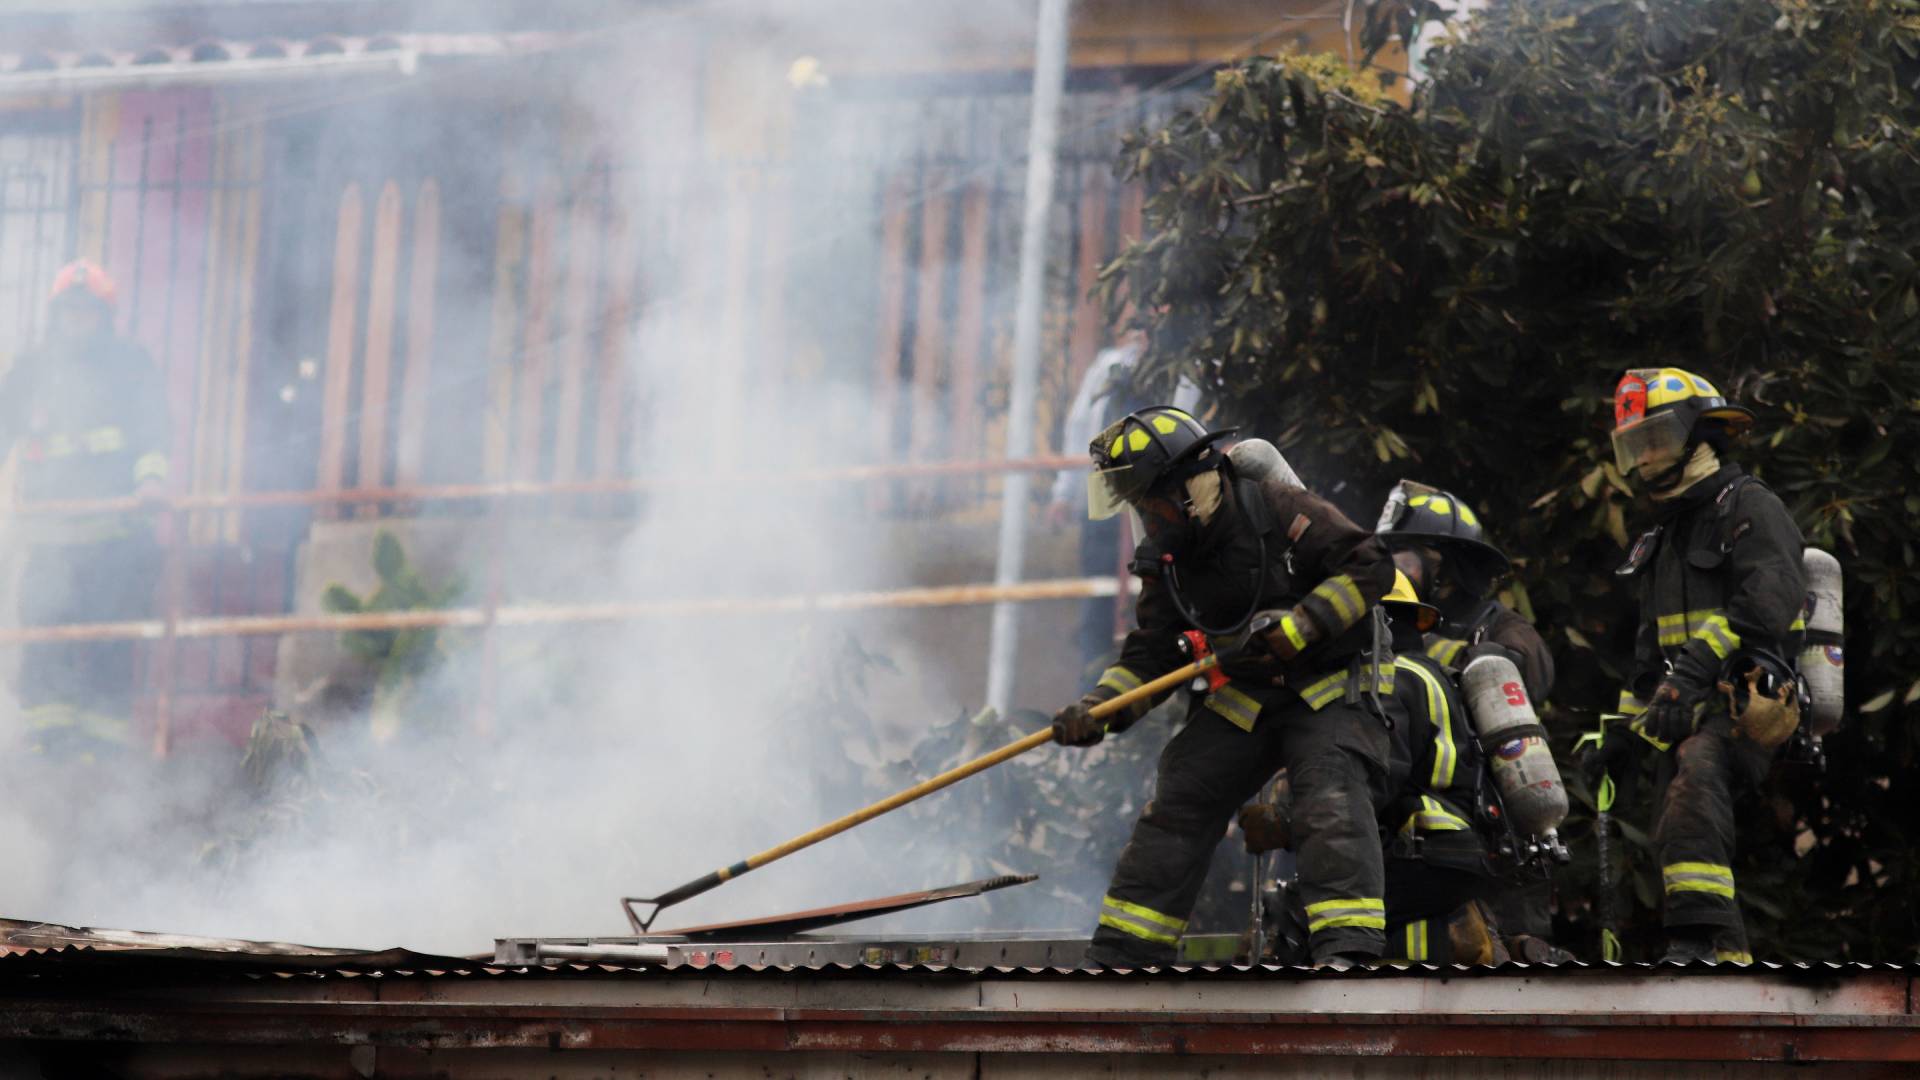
[1375,479,1512,587]
[1086,406,1236,520]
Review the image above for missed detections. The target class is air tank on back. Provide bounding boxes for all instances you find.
[1461,653,1568,837]
[1799,547,1845,735]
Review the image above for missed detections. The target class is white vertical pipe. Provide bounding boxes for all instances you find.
[985,0,1072,716]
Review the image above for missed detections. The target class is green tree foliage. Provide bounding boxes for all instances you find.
[1105,0,1920,959]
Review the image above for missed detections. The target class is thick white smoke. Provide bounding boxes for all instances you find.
[0,0,1151,954]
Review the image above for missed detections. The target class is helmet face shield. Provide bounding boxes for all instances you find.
[1612,410,1691,477]
[1086,464,1141,521]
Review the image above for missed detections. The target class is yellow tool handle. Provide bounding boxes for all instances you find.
[738,656,1210,872]
[635,656,1213,919]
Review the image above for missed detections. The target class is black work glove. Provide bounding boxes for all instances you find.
[1052,694,1108,747]
[1580,724,1647,791]
[1644,649,1717,745]
[1238,803,1293,855]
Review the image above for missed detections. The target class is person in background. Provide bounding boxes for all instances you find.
[0,259,169,756]
[1046,331,1201,676]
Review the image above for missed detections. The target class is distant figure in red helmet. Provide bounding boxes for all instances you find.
[0,258,169,756]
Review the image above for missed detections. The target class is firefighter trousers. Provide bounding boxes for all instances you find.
[1090,694,1390,966]
[1652,712,1773,961]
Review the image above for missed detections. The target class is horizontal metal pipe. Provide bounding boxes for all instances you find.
[2,455,1084,518]
[0,576,1123,646]
[532,943,671,965]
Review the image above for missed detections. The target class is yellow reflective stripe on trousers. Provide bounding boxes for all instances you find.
[1663,861,1736,898]
[1404,919,1430,962]
[1299,663,1396,711]
[1099,895,1186,945]
[1204,683,1262,731]
[1426,637,1466,667]
[1396,656,1457,789]
[1306,897,1387,933]
[1310,574,1366,629]
[1097,665,1143,696]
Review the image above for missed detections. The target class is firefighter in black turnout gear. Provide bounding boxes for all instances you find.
[1376,482,1564,961]
[0,260,169,754]
[1052,406,1399,967]
[1376,481,1554,703]
[1241,572,1512,965]
[1598,367,1807,964]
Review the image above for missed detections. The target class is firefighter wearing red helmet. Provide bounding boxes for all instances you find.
[1587,367,1807,965]
[0,258,169,756]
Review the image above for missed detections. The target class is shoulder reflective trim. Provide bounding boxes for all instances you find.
[1663,861,1735,898]
[1097,666,1144,695]
[1396,657,1457,790]
[1102,895,1187,931]
[1310,574,1365,627]
[1204,684,1262,732]
[1404,919,1430,962]
[1278,613,1309,653]
[1426,637,1466,667]
[133,452,169,484]
[1306,896,1387,934]
[1715,949,1755,965]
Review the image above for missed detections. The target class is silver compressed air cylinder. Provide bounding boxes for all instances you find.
[1799,547,1845,735]
[1460,653,1569,837]
[1227,437,1304,490]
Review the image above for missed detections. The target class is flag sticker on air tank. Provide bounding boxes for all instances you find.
[1461,655,1570,835]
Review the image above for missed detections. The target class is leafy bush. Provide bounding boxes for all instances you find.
[321,531,466,742]
[1104,0,1920,959]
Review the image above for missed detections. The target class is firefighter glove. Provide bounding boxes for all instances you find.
[1237,803,1292,855]
[1052,694,1108,747]
[1580,723,1646,790]
[1646,651,1716,745]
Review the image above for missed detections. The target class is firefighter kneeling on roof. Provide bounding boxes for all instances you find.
[1240,571,1570,965]
[1586,367,1812,965]
[1051,406,1400,969]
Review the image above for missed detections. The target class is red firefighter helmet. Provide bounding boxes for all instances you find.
[49,258,116,307]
